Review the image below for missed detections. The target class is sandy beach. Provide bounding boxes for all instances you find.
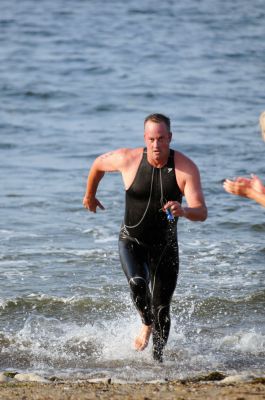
[0,380,265,400]
[0,376,264,400]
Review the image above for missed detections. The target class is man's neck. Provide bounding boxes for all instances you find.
[146,150,170,168]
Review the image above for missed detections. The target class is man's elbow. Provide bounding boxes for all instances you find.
[199,206,208,221]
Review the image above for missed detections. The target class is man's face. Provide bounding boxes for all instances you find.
[144,120,172,161]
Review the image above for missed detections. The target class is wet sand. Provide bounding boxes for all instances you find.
[0,379,264,400]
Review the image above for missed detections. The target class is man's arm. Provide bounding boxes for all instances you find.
[83,149,127,212]
[180,160,207,221]
[164,153,207,221]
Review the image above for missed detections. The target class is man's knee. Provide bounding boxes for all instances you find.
[129,276,148,296]
[153,304,170,324]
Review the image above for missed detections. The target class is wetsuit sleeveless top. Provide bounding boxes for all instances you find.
[120,148,183,245]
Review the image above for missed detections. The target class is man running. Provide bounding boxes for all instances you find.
[83,113,207,362]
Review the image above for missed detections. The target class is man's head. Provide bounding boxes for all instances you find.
[259,111,265,141]
[144,113,172,164]
[144,113,171,132]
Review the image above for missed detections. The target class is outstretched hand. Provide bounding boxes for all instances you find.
[83,195,105,213]
[223,179,249,198]
[223,175,265,198]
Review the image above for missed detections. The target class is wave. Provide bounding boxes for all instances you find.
[0,142,17,150]
[2,288,264,315]
[0,294,131,323]
[94,104,118,112]
[217,330,265,355]
[251,223,265,232]
[173,291,265,318]
[2,85,72,100]
[0,312,264,380]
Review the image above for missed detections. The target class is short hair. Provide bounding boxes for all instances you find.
[144,113,171,132]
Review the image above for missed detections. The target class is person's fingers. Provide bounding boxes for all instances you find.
[97,201,105,210]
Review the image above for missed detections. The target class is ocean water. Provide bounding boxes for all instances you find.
[0,0,264,381]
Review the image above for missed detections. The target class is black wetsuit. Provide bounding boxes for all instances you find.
[119,148,182,361]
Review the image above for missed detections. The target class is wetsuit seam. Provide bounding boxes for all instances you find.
[150,242,170,298]
[157,304,170,336]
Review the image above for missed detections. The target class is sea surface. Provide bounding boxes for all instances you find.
[0,0,264,382]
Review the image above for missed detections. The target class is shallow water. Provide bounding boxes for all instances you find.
[0,0,264,381]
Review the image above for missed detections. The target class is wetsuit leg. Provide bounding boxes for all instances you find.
[149,240,179,362]
[119,238,153,326]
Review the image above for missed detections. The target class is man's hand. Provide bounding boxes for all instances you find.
[163,201,186,218]
[83,195,105,213]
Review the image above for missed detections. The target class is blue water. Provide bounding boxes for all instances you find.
[0,0,264,381]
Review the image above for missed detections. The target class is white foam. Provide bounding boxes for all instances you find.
[0,229,39,241]
[0,297,8,309]
[6,313,155,375]
[95,235,117,243]
[3,308,264,381]
[217,330,265,354]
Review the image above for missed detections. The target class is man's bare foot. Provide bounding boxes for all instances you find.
[134,324,152,351]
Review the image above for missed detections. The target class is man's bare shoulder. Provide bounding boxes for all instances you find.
[96,147,143,172]
[113,147,143,165]
[173,150,198,170]
[98,147,141,160]
[173,150,204,197]
[115,147,143,156]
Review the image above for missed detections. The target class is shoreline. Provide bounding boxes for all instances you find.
[0,372,264,400]
[0,380,264,400]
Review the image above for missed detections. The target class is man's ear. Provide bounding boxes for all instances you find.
[169,132,172,142]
